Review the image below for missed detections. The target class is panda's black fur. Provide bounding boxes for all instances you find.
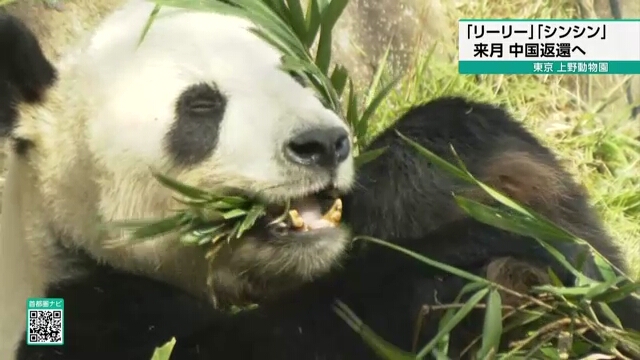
[2,14,638,360]
[0,14,56,139]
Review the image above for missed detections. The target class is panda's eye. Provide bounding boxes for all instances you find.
[189,99,222,113]
[177,83,227,115]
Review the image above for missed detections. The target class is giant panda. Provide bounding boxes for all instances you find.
[1,0,358,355]
[1,1,639,359]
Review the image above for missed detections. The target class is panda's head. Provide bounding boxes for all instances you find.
[0,2,354,306]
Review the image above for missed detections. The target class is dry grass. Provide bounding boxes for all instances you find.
[366,0,640,279]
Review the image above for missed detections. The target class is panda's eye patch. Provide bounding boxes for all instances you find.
[166,82,228,166]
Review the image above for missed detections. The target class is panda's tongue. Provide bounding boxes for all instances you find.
[289,198,342,231]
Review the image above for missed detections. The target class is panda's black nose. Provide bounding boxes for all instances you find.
[285,127,351,169]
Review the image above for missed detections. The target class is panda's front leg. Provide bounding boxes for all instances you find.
[14,263,220,360]
[13,260,380,360]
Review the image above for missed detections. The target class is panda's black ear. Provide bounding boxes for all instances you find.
[0,14,57,136]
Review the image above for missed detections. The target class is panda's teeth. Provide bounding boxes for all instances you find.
[282,199,342,232]
[321,198,342,225]
[288,209,308,230]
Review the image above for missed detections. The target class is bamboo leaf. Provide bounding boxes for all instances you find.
[178,232,205,245]
[354,147,387,169]
[280,54,314,74]
[314,0,348,73]
[591,282,640,303]
[315,25,333,74]
[304,0,322,46]
[434,310,454,355]
[198,235,214,245]
[535,240,593,284]
[198,207,224,222]
[396,131,470,180]
[596,302,622,329]
[356,75,401,142]
[129,214,188,240]
[469,179,535,220]
[306,72,339,111]
[417,288,491,358]
[575,248,590,273]
[303,62,342,111]
[345,80,360,131]
[222,208,249,220]
[434,283,487,355]
[172,197,213,207]
[584,277,623,300]
[156,0,307,59]
[319,0,348,34]
[236,204,267,237]
[332,301,416,360]
[279,55,341,113]
[593,251,617,283]
[210,231,232,245]
[539,347,563,359]
[181,224,226,246]
[249,24,306,60]
[230,0,289,26]
[285,0,308,39]
[365,41,392,106]
[453,196,569,245]
[152,172,212,199]
[451,195,592,284]
[433,349,450,360]
[354,236,490,285]
[251,29,297,57]
[532,284,595,298]
[263,0,288,18]
[317,0,331,11]
[547,268,565,287]
[502,310,547,332]
[151,337,176,360]
[477,289,503,359]
[401,137,592,255]
[329,65,349,98]
[137,4,162,47]
[458,282,490,299]
[230,217,245,239]
[215,195,253,206]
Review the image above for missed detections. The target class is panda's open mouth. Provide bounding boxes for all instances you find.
[262,188,343,235]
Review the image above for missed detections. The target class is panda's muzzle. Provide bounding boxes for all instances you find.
[264,187,343,235]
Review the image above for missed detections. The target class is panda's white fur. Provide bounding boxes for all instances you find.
[0,0,355,355]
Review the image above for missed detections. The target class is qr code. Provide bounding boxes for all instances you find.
[27,310,63,344]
